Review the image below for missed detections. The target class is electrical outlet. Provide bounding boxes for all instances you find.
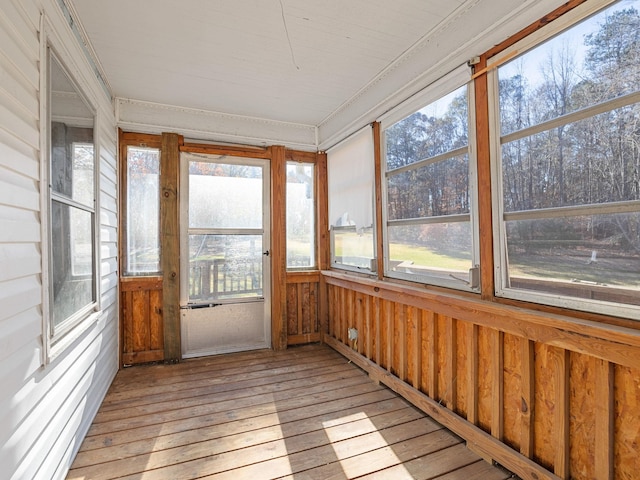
[348,328,358,341]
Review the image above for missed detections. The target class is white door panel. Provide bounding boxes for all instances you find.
[181,301,268,357]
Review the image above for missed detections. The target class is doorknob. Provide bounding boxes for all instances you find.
[263,250,270,256]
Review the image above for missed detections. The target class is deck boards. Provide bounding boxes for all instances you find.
[67,344,513,480]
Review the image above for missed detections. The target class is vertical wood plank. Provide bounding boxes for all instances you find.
[520,338,535,457]
[397,304,406,382]
[554,348,570,478]
[410,306,421,389]
[270,145,287,350]
[427,311,438,399]
[296,283,304,335]
[372,122,384,279]
[149,289,163,351]
[420,309,429,394]
[309,282,318,334]
[445,316,457,411]
[132,290,150,352]
[346,289,355,345]
[161,132,181,362]
[374,297,381,365]
[365,294,372,359]
[336,286,342,340]
[358,292,365,355]
[492,330,504,441]
[467,323,479,425]
[286,284,298,335]
[122,290,133,355]
[595,359,614,480]
[386,300,393,373]
[327,285,335,337]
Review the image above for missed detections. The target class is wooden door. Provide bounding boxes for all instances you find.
[119,132,164,365]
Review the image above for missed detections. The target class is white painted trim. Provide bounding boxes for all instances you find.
[116,97,317,151]
[378,64,471,130]
[317,0,569,151]
[39,12,50,366]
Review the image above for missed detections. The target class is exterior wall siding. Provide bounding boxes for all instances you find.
[0,1,118,479]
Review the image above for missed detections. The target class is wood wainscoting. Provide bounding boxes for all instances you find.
[323,270,640,480]
[120,276,164,365]
[286,271,322,346]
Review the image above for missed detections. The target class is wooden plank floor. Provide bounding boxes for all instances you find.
[67,344,513,480]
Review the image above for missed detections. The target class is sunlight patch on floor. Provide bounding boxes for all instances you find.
[322,412,414,479]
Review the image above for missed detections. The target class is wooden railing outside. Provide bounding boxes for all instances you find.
[189,258,263,300]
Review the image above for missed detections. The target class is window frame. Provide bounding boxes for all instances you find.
[379,69,480,292]
[41,35,101,361]
[286,160,317,271]
[489,0,640,320]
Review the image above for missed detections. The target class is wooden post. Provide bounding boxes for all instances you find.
[161,132,182,362]
[372,122,385,279]
[271,145,287,350]
[473,56,495,300]
[316,151,329,337]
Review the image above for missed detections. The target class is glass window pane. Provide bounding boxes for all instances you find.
[499,1,640,136]
[51,201,95,327]
[286,162,315,269]
[388,222,473,280]
[50,126,94,205]
[386,85,468,170]
[332,227,375,269]
[495,1,640,316]
[387,154,470,221]
[189,162,263,229]
[126,146,160,274]
[501,103,640,212]
[188,234,263,302]
[48,50,96,338]
[383,83,474,289]
[504,213,640,304]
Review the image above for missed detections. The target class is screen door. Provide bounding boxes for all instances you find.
[180,152,271,357]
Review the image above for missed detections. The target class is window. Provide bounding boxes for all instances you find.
[47,50,98,340]
[491,0,640,319]
[381,68,478,291]
[181,153,268,304]
[124,146,160,274]
[287,161,316,269]
[327,127,376,272]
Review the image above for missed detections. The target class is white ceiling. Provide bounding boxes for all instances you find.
[70,0,567,148]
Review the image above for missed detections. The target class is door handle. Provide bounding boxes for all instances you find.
[263,250,270,256]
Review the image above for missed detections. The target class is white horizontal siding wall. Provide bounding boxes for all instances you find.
[0,0,118,479]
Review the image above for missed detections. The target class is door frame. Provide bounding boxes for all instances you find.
[178,151,271,357]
